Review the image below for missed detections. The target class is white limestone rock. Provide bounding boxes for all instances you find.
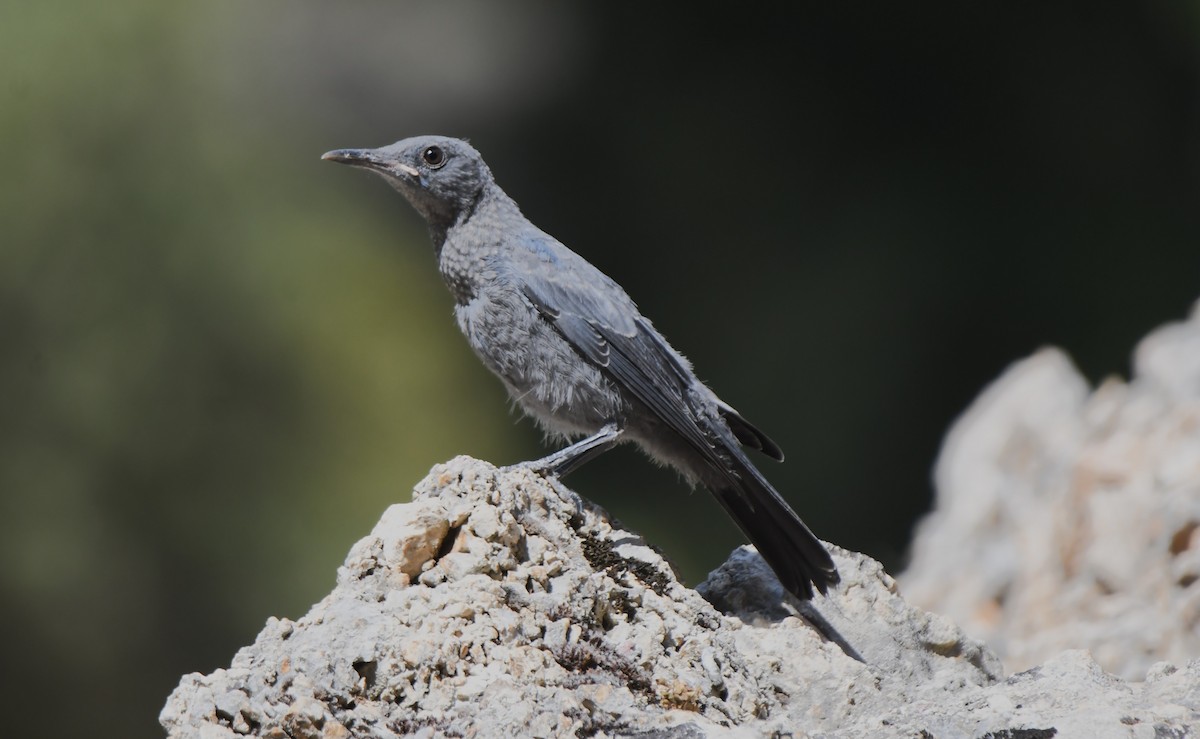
[162,457,1008,737]
[902,301,1200,682]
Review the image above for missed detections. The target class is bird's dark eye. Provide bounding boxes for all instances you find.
[421,146,447,169]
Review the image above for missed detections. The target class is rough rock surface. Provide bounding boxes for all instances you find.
[163,451,1200,737]
[902,301,1200,682]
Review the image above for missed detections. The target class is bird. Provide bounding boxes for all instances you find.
[322,135,839,600]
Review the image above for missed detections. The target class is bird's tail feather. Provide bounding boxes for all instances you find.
[705,451,839,600]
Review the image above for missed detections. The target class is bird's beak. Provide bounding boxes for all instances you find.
[321,148,381,167]
[321,148,420,178]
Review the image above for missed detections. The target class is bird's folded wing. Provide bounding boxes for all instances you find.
[513,238,736,475]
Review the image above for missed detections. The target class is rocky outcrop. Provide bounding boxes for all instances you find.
[902,301,1200,682]
[162,302,1200,737]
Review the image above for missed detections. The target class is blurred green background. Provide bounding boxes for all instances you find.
[2,2,1197,737]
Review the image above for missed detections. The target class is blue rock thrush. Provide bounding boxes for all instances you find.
[322,136,839,599]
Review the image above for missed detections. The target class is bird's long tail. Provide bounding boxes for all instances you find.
[702,449,839,600]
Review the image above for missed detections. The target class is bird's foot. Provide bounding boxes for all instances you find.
[510,423,624,479]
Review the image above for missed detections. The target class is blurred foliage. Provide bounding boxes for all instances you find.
[1,2,1198,738]
[0,2,515,736]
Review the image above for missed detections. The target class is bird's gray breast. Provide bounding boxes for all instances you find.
[452,277,625,437]
[438,232,496,304]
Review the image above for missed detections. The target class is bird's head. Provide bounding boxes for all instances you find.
[322,135,492,226]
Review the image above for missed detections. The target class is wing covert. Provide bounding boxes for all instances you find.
[513,237,731,472]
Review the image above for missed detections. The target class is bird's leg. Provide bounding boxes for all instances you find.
[520,423,624,478]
